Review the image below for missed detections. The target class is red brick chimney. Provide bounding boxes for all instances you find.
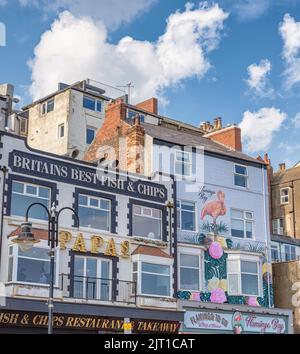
[204,123,242,152]
[84,99,145,174]
[135,97,158,115]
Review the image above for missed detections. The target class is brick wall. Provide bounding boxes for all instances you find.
[204,125,242,151]
[84,100,145,174]
[135,97,158,115]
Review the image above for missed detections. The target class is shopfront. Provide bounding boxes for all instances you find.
[180,302,293,334]
[0,298,182,334]
[0,132,182,334]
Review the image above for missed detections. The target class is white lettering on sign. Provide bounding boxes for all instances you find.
[11,151,168,202]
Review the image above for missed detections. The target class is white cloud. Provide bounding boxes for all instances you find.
[28,3,229,102]
[246,59,274,98]
[279,142,300,153]
[0,0,7,6]
[279,13,300,89]
[292,112,300,128]
[232,0,271,21]
[19,0,157,30]
[239,107,287,152]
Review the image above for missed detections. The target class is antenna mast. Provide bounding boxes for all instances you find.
[117,82,134,104]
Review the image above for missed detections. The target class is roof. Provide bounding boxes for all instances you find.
[8,227,49,241]
[271,165,300,185]
[271,233,300,246]
[142,122,265,166]
[132,245,172,258]
[22,81,111,110]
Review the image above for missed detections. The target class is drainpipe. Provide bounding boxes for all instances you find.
[262,165,272,308]
[0,166,8,270]
[290,182,296,239]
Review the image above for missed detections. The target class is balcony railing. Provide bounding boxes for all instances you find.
[60,274,137,305]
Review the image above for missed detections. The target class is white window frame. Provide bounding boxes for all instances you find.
[234,164,248,188]
[231,209,255,239]
[132,205,162,240]
[270,243,280,262]
[272,218,284,235]
[78,194,111,232]
[280,188,289,205]
[83,95,102,112]
[132,256,173,298]
[178,252,203,292]
[41,98,55,115]
[174,150,192,177]
[177,200,196,231]
[11,181,51,220]
[58,123,65,139]
[19,118,27,135]
[7,243,59,287]
[73,255,112,300]
[284,244,296,261]
[227,253,262,297]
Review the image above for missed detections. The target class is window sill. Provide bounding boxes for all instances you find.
[5,281,60,289]
[137,294,176,301]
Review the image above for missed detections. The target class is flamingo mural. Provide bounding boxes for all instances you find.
[201,190,226,224]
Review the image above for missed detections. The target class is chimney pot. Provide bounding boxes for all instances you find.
[279,163,286,171]
[213,117,222,130]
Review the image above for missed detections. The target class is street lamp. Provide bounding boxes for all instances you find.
[12,202,79,334]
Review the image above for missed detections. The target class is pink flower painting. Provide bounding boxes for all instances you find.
[246,296,259,307]
[210,288,227,304]
[208,242,223,259]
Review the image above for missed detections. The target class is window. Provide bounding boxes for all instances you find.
[58,123,65,139]
[86,127,96,144]
[8,245,57,285]
[179,254,201,291]
[175,150,192,177]
[83,96,102,112]
[231,209,254,239]
[280,188,289,204]
[177,201,196,231]
[133,262,171,297]
[78,194,110,231]
[132,205,162,239]
[11,181,50,220]
[127,110,145,123]
[271,244,280,262]
[73,256,111,300]
[41,99,54,115]
[272,218,284,235]
[227,256,261,296]
[20,118,27,135]
[284,244,296,261]
[234,164,248,188]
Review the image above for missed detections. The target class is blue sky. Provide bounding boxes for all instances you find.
[0,0,300,169]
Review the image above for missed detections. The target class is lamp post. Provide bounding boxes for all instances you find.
[12,202,79,334]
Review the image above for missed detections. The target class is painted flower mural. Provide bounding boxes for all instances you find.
[208,241,224,259]
[176,186,273,308]
[246,296,259,307]
[210,288,227,304]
